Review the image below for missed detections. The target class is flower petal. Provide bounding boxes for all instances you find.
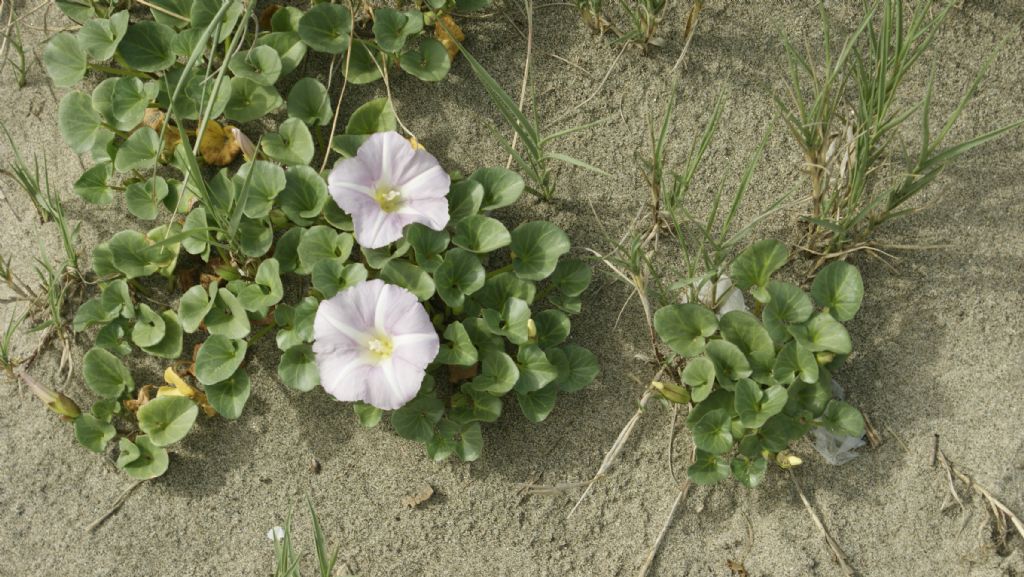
[356,131,416,186]
[367,356,426,410]
[399,197,449,231]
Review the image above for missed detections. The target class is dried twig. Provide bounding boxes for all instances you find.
[933,437,1024,543]
[788,469,855,577]
[85,480,145,532]
[637,476,692,577]
[505,0,533,169]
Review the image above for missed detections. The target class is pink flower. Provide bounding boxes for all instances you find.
[327,131,450,249]
[312,279,439,410]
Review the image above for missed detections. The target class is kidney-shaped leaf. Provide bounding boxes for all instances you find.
[510,221,570,281]
[137,396,198,446]
[654,303,718,357]
[811,261,864,322]
[194,335,248,385]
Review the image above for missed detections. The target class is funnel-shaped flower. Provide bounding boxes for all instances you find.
[313,279,439,410]
[327,131,450,249]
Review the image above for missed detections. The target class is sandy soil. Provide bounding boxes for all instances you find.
[2,1,1023,576]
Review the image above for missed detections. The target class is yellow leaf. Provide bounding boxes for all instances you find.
[164,366,197,397]
[435,15,464,61]
[156,385,188,398]
[198,120,241,166]
[142,107,181,157]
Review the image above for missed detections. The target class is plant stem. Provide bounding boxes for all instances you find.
[88,63,151,79]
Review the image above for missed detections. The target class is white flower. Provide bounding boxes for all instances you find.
[312,279,439,410]
[327,131,450,249]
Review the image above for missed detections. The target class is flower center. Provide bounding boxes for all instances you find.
[374,185,403,213]
[366,335,394,361]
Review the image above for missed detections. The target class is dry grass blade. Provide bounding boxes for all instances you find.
[933,437,1024,543]
[636,478,691,577]
[506,0,534,169]
[788,469,855,577]
[85,480,145,532]
[568,388,656,517]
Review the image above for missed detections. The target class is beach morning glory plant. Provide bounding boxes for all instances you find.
[328,131,450,249]
[314,280,440,410]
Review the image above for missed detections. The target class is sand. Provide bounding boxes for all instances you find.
[2,1,1023,575]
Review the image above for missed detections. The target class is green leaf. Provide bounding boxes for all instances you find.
[786,378,831,418]
[705,339,752,388]
[275,297,318,351]
[125,176,168,220]
[453,215,511,254]
[224,77,283,123]
[811,261,864,322]
[130,303,165,347]
[161,68,232,120]
[204,288,251,339]
[691,408,733,454]
[115,127,161,173]
[108,230,157,278]
[298,225,353,269]
[237,161,286,219]
[59,91,105,154]
[256,31,308,76]
[434,248,485,309]
[734,378,787,428]
[205,368,250,420]
[435,322,477,366]
[772,341,819,385]
[77,11,129,61]
[470,167,525,211]
[236,258,284,311]
[549,259,592,297]
[380,260,435,301]
[353,402,383,427]
[372,8,423,53]
[653,303,718,357]
[547,344,597,393]
[280,165,329,225]
[392,395,444,443]
[404,223,449,273]
[688,450,731,485]
[821,400,865,438]
[228,45,282,86]
[483,297,531,345]
[510,221,570,281]
[137,396,198,446]
[514,344,557,393]
[312,260,366,300]
[729,239,789,296]
[345,98,396,135]
[298,3,352,54]
[447,179,483,223]
[287,77,333,126]
[140,309,183,358]
[147,0,192,28]
[762,281,814,343]
[74,162,114,204]
[467,350,519,394]
[118,21,176,72]
[533,309,570,349]
[341,40,383,85]
[473,272,536,311]
[117,436,169,479]
[278,343,320,392]
[111,77,159,131]
[791,313,852,355]
[83,347,133,399]
[400,37,451,81]
[274,227,305,274]
[43,32,86,87]
[95,319,132,356]
[190,0,242,43]
[194,335,247,385]
[178,282,216,333]
[237,217,274,258]
[731,456,768,487]
[452,386,502,424]
[515,383,558,422]
[262,118,314,166]
[718,310,775,379]
[75,414,116,453]
[681,357,716,402]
